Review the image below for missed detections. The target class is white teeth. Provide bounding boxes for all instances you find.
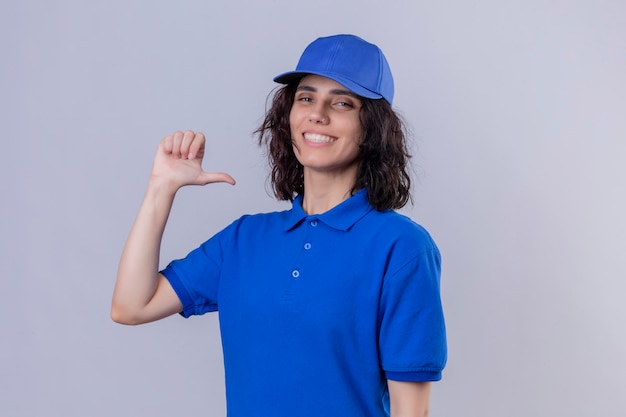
[304,133,335,143]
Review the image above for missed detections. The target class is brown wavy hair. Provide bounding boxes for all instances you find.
[256,80,412,211]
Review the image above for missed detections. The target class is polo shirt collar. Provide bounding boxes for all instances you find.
[284,189,373,232]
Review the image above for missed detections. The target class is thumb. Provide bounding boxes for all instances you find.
[196,171,236,186]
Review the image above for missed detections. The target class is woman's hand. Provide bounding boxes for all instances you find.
[151,130,235,191]
[111,130,235,325]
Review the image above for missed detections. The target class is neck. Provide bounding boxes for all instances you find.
[301,167,358,214]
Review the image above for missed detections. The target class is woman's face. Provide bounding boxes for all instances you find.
[289,75,363,179]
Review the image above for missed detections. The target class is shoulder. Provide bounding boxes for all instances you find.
[233,208,292,228]
[348,209,440,278]
[364,210,438,253]
[371,213,442,289]
[216,208,293,240]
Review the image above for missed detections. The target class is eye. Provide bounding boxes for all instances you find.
[334,100,356,109]
[295,94,313,103]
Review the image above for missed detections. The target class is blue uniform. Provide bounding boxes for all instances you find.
[162,189,447,417]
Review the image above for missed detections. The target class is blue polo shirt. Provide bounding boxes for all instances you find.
[162,189,446,417]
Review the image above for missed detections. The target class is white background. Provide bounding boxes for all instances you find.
[1,1,625,416]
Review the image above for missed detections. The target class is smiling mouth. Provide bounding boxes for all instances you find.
[304,133,336,143]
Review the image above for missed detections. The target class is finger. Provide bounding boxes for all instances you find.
[161,134,174,154]
[180,130,195,159]
[171,131,184,158]
[197,171,236,186]
[188,132,205,160]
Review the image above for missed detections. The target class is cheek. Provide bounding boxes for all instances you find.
[349,111,363,136]
[289,110,301,153]
[350,120,364,143]
[288,109,298,137]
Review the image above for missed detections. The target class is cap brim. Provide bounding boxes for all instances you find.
[273,70,383,100]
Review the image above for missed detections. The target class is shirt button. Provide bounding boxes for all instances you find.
[291,269,300,278]
[310,220,318,227]
[304,242,312,250]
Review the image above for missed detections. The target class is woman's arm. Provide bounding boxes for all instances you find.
[388,380,432,417]
[110,131,234,325]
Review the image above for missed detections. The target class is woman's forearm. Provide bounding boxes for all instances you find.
[110,178,177,324]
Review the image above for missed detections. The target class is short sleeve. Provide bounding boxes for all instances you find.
[378,246,447,382]
[160,222,235,318]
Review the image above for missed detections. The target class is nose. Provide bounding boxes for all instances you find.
[308,103,329,124]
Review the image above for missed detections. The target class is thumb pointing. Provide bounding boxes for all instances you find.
[197,171,236,186]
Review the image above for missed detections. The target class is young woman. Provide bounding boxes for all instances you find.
[112,34,446,417]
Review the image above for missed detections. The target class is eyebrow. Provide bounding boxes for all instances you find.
[296,85,358,98]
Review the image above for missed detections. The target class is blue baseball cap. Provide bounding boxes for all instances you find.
[273,34,395,105]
